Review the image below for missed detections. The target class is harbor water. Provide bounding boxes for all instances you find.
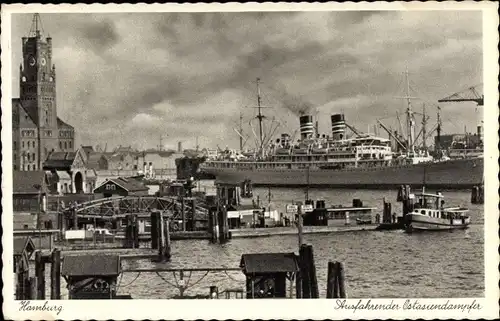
[44,186,484,299]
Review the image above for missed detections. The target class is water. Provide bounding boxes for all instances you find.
[44,186,485,299]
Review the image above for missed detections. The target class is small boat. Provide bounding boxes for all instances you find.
[405,190,470,232]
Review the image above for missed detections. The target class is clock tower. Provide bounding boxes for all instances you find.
[19,13,59,166]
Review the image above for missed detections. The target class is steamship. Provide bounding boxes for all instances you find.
[199,78,483,189]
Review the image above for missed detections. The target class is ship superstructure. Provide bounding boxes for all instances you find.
[199,74,483,189]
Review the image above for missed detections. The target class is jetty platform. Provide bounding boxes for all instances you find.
[229,224,378,239]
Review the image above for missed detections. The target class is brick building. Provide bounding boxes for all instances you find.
[12,14,75,171]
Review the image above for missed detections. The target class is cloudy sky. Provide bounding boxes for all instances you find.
[10,10,482,151]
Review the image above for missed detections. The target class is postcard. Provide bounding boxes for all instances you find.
[2,2,498,320]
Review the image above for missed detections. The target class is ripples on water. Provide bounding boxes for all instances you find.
[48,187,485,299]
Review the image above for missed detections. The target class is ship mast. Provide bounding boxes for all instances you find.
[404,67,416,154]
[436,106,442,153]
[239,111,244,151]
[422,103,427,151]
[255,78,265,151]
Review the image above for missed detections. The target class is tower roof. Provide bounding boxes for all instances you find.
[28,13,45,38]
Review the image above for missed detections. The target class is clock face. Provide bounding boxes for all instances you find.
[40,57,47,66]
[28,56,36,67]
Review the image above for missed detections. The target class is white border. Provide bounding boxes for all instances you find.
[2,2,499,320]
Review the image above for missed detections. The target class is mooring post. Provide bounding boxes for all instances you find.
[181,197,186,230]
[133,214,139,249]
[336,261,347,298]
[50,248,61,299]
[35,250,45,299]
[151,211,159,249]
[297,205,304,248]
[191,199,196,231]
[326,261,335,298]
[299,244,311,298]
[295,270,302,299]
[218,207,227,242]
[308,245,319,298]
[222,205,229,240]
[207,207,214,242]
[124,214,131,248]
[72,208,78,230]
[165,218,172,261]
[158,212,165,261]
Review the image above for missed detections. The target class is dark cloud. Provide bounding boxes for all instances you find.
[77,18,119,53]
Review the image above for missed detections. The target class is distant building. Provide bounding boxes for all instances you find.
[12,14,75,171]
[43,146,99,194]
[105,151,139,171]
[93,177,149,197]
[13,170,48,213]
[137,149,182,176]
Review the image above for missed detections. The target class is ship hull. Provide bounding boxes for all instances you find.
[201,157,483,189]
[405,214,470,232]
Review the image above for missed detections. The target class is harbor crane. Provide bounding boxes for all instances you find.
[438,84,484,106]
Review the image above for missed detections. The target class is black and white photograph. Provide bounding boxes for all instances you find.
[2,2,498,320]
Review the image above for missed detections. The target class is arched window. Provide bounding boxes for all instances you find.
[64,141,67,149]
[60,141,63,150]
[69,141,72,149]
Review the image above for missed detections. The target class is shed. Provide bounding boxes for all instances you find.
[240,252,299,298]
[62,254,121,299]
[93,177,149,197]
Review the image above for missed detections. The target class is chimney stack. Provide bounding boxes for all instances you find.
[331,114,346,140]
[299,115,314,140]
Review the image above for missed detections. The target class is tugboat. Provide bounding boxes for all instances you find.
[405,189,470,232]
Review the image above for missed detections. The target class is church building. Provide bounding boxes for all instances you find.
[12,14,75,171]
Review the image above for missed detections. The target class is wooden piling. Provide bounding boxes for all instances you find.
[158,213,165,261]
[307,245,319,298]
[326,261,336,299]
[295,270,302,299]
[337,261,346,298]
[124,214,132,248]
[133,215,139,248]
[299,245,311,298]
[218,206,229,242]
[181,197,186,231]
[213,208,219,243]
[297,205,304,248]
[164,218,172,261]
[191,199,196,231]
[208,207,215,243]
[29,277,38,300]
[50,249,61,300]
[72,208,78,230]
[35,250,45,300]
[151,211,159,249]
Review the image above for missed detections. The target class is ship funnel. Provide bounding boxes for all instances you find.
[331,114,346,140]
[299,115,314,139]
